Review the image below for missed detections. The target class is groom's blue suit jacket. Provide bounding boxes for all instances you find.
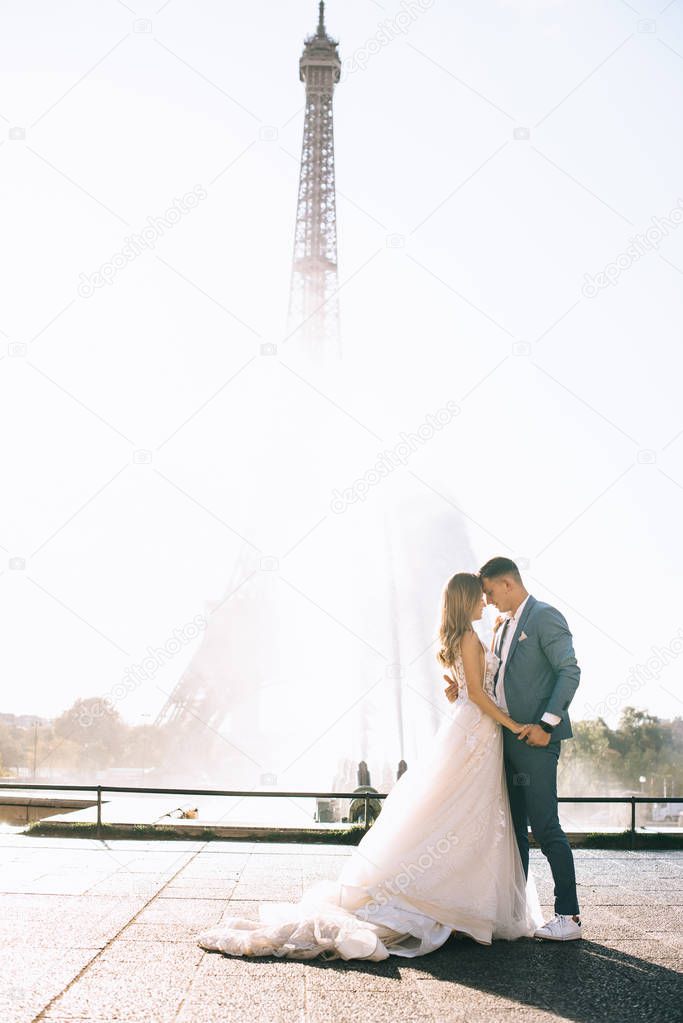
[501,595,580,741]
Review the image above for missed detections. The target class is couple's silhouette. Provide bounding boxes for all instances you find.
[197,557,582,959]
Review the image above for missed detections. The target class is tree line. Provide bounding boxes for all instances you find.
[0,700,681,797]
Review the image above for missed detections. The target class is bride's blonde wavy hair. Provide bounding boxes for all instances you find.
[436,572,483,669]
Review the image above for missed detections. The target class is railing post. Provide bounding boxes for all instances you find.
[630,796,636,850]
[96,786,102,840]
[364,794,369,831]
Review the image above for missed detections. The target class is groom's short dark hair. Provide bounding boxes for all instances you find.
[479,556,522,582]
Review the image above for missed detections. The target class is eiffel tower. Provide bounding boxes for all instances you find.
[153,5,475,789]
[153,4,345,776]
[287,1,342,360]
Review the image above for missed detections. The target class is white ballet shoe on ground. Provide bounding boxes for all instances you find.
[533,913,582,941]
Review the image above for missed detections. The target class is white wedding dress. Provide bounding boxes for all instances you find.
[197,645,543,961]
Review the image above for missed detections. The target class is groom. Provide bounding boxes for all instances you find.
[479,557,581,941]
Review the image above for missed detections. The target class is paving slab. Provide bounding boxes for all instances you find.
[42,944,204,1022]
[0,836,680,1023]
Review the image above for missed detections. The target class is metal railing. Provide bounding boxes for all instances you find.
[1,783,681,849]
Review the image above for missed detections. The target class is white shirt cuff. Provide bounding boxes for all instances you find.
[541,712,562,726]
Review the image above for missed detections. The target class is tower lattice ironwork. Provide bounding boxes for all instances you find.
[153,5,345,771]
[287,1,342,359]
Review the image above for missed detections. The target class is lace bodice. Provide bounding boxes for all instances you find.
[448,641,500,702]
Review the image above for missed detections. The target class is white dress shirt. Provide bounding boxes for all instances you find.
[494,596,561,727]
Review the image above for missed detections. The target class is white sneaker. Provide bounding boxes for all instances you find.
[534,913,582,941]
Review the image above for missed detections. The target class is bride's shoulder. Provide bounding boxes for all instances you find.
[459,629,479,649]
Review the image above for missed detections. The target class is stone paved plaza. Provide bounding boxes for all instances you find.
[1,834,681,1023]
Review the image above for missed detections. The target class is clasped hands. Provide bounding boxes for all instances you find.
[514,723,551,747]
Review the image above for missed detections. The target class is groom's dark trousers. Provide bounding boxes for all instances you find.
[503,730,579,916]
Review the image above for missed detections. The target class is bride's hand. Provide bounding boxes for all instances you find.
[443,674,459,703]
[511,723,533,738]
[492,615,507,634]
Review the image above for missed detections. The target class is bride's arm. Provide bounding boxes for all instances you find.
[460,631,525,733]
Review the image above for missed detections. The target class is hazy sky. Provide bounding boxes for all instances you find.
[1,0,683,738]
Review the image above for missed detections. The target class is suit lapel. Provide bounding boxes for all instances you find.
[504,595,536,673]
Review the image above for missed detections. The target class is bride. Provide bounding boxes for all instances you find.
[197,572,544,961]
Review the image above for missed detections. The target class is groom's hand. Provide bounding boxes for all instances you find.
[519,724,551,747]
[443,675,459,702]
